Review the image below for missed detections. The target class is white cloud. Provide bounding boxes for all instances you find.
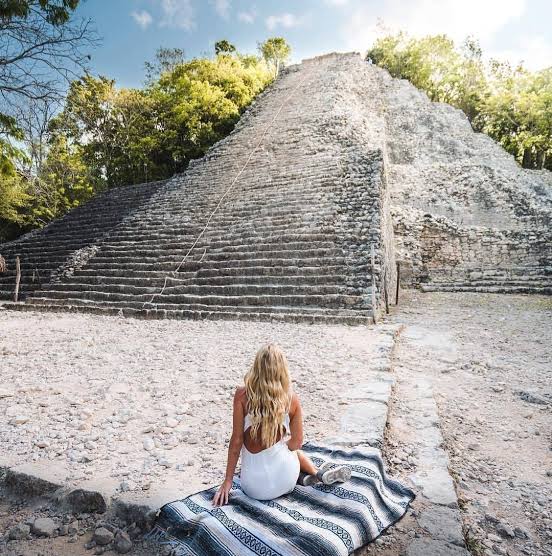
[159,0,195,30]
[265,13,303,31]
[325,0,349,5]
[131,10,153,29]
[342,0,527,52]
[210,0,230,19]
[238,10,256,24]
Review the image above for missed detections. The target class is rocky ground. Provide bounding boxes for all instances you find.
[1,291,550,556]
[0,313,390,500]
[385,291,552,556]
[0,488,160,556]
[0,309,397,554]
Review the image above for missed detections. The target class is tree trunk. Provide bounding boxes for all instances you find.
[536,150,545,170]
[522,148,533,168]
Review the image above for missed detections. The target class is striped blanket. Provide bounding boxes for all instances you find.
[149,443,415,556]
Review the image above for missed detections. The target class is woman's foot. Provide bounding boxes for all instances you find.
[317,463,351,485]
[299,473,319,487]
[298,462,331,486]
[299,462,351,486]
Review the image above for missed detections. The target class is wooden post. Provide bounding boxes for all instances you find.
[384,268,389,314]
[14,256,21,302]
[371,245,377,324]
[395,261,401,305]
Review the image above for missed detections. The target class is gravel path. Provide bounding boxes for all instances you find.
[388,291,552,556]
[0,311,392,504]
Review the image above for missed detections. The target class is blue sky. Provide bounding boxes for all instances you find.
[77,0,552,88]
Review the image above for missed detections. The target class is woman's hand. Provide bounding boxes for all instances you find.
[212,479,233,507]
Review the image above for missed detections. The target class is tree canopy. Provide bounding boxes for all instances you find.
[215,40,236,56]
[258,37,291,77]
[367,32,552,170]
[0,42,274,241]
[0,0,97,239]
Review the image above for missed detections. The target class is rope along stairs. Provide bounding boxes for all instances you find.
[143,66,315,309]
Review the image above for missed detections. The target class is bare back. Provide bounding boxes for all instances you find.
[235,387,301,454]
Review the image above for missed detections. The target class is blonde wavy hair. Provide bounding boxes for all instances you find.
[244,344,292,448]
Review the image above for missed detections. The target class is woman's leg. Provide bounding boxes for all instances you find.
[296,450,352,487]
[297,450,318,476]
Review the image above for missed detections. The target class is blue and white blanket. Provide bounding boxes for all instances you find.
[149,443,415,556]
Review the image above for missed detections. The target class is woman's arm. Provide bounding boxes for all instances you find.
[287,393,304,451]
[213,388,245,506]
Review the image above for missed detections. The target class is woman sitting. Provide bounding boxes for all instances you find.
[213,343,350,506]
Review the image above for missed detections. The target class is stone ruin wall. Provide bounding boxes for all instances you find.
[305,53,398,316]
[393,210,551,286]
[374,62,552,289]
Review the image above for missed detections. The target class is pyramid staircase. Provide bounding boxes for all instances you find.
[0,181,165,300]
[1,54,396,324]
[3,52,549,320]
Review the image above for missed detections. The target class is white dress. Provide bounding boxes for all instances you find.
[240,413,300,500]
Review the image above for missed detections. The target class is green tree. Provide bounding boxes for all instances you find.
[29,135,95,225]
[145,47,186,83]
[215,40,237,56]
[152,53,273,168]
[258,37,291,77]
[49,51,273,188]
[0,173,31,241]
[477,66,552,169]
[367,32,550,169]
[0,0,80,25]
[0,0,95,176]
[1,44,275,240]
[0,114,26,177]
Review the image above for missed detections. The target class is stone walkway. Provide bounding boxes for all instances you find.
[382,291,551,556]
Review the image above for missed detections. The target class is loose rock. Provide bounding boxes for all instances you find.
[93,526,114,546]
[114,531,133,554]
[31,517,56,537]
[8,522,31,540]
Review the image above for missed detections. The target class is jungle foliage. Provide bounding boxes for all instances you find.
[0,34,288,241]
[367,33,552,171]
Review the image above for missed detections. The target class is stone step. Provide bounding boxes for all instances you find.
[25,295,370,316]
[72,264,351,280]
[94,239,338,256]
[430,278,552,287]
[28,289,369,309]
[0,277,49,291]
[44,281,363,297]
[115,194,340,216]
[8,217,339,246]
[3,300,372,325]
[90,234,336,253]
[82,255,357,272]
[66,273,350,288]
[90,246,346,264]
[0,254,68,266]
[0,262,65,276]
[421,284,552,294]
[110,221,338,238]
